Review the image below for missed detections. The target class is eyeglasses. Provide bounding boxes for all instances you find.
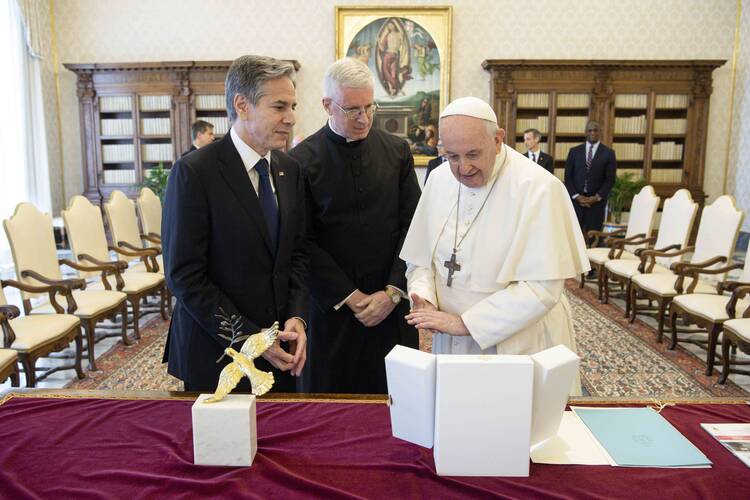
[330,100,378,120]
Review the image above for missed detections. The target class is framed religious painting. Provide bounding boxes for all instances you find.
[336,6,452,166]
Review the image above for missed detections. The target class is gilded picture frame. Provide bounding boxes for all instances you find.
[335,6,452,166]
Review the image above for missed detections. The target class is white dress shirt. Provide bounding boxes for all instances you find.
[230,126,277,200]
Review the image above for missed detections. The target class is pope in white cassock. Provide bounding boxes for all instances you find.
[402,97,590,395]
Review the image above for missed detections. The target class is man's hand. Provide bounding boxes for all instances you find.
[409,293,438,336]
[345,289,369,314]
[405,309,470,336]
[282,317,307,376]
[576,196,592,207]
[355,291,396,327]
[262,329,298,372]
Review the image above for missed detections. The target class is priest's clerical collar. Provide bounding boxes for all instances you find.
[325,119,364,145]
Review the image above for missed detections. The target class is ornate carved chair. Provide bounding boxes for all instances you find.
[0,275,83,387]
[136,187,162,248]
[63,195,168,340]
[582,185,659,301]
[719,285,750,384]
[3,202,128,372]
[0,348,18,386]
[105,190,163,275]
[603,189,698,316]
[667,245,750,376]
[629,195,744,343]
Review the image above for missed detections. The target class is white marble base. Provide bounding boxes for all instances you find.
[385,345,436,448]
[433,355,534,477]
[192,394,257,466]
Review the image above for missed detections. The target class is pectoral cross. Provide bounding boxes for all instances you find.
[444,251,461,287]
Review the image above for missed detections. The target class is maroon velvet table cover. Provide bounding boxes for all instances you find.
[0,396,749,499]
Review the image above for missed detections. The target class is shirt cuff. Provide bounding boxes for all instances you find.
[334,290,358,311]
[572,193,580,199]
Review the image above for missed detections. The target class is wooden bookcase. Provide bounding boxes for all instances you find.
[65,60,299,205]
[482,60,725,205]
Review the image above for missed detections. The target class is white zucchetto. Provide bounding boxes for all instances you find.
[439,96,498,123]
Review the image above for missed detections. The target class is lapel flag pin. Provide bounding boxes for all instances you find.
[279,171,285,176]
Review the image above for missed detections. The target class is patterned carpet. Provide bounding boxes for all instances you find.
[66,281,750,397]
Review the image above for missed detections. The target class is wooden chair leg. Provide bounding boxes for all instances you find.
[120,303,131,346]
[629,285,638,323]
[624,280,632,318]
[84,319,98,372]
[718,334,731,384]
[668,307,679,348]
[74,327,84,379]
[130,297,141,340]
[597,264,604,301]
[657,300,667,344]
[579,273,585,289]
[706,323,721,376]
[21,355,36,388]
[602,268,610,304]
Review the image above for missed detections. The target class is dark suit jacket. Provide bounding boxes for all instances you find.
[526,150,554,175]
[564,142,617,199]
[424,155,445,183]
[180,144,197,159]
[162,133,308,391]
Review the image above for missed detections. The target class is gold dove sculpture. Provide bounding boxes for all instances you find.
[204,321,279,403]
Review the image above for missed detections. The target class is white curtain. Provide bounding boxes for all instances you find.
[0,0,51,273]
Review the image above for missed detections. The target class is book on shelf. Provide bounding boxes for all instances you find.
[100,118,133,136]
[139,95,171,112]
[194,94,226,110]
[556,93,590,109]
[200,116,229,135]
[516,93,549,108]
[516,116,548,134]
[99,96,132,113]
[101,144,134,163]
[554,142,579,161]
[612,143,644,161]
[652,141,683,161]
[614,94,647,109]
[102,169,136,184]
[614,115,646,135]
[655,94,689,109]
[141,143,173,162]
[556,116,588,134]
[701,423,750,467]
[654,119,687,135]
[140,118,171,136]
[650,168,682,183]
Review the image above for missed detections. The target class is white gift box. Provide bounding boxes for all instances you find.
[433,355,534,477]
[530,345,581,448]
[385,345,436,448]
[192,394,257,466]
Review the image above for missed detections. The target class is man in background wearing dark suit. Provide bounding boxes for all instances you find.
[564,120,617,244]
[180,120,215,158]
[424,139,445,184]
[162,55,308,392]
[523,128,554,174]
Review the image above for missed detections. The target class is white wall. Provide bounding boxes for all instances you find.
[45,0,739,213]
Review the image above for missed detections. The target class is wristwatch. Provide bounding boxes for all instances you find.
[384,287,401,305]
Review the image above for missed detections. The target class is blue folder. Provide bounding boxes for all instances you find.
[572,407,712,467]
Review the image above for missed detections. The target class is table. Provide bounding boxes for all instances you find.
[1,390,749,499]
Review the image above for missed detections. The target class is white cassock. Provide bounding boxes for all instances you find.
[401,145,589,394]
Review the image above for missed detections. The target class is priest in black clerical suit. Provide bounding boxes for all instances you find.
[424,139,446,184]
[162,56,308,392]
[290,58,420,394]
[564,121,617,240]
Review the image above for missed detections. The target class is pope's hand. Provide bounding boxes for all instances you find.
[405,310,470,337]
[282,318,307,376]
[355,291,396,327]
[261,329,298,371]
[409,293,438,336]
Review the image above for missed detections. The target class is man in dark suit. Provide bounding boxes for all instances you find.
[289,58,420,394]
[180,120,215,158]
[162,55,308,392]
[523,128,554,174]
[564,121,617,243]
[424,139,445,184]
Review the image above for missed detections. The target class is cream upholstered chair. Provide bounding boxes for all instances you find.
[584,185,659,301]
[104,190,162,275]
[3,202,128,371]
[0,277,83,387]
[603,189,698,316]
[63,195,168,339]
[667,244,750,376]
[629,195,744,343]
[0,348,18,386]
[136,187,162,248]
[719,286,750,383]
